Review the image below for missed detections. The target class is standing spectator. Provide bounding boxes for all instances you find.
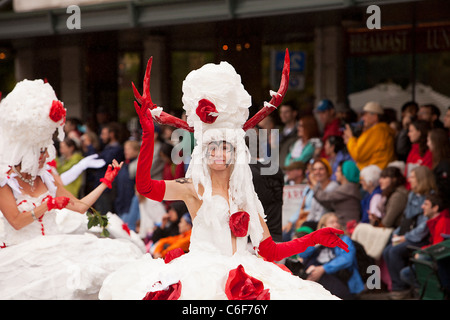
[323,135,352,181]
[360,165,382,224]
[383,166,437,299]
[405,120,432,188]
[314,99,342,151]
[306,158,339,223]
[278,101,299,170]
[94,122,125,214]
[313,160,361,227]
[298,213,365,299]
[115,140,140,217]
[64,117,83,147]
[427,128,450,208]
[284,115,321,168]
[417,104,444,129]
[160,142,185,181]
[344,101,395,170]
[56,138,83,197]
[377,166,408,228]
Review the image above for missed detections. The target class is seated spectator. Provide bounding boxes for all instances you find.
[152,213,193,259]
[284,161,307,185]
[396,101,419,162]
[399,193,450,293]
[323,135,352,181]
[427,128,450,208]
[285,115,322,168]
[405,120,432,189]
[151,201,187,244]
[305,158,339,223]
[298,213,365,299]
[383,165,437,299]
[377,166,408,228]
[313,160,361,228]
[56,137,83,197]
[360,165,382,223]
[417,104,444,129]
[344,101,395,170]
[314,99,342,150]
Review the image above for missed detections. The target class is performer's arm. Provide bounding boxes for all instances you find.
[256,215,349,262]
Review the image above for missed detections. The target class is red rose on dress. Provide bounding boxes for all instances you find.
[164,248,185,264]
[225,264,270,300]
[49,100,66,123]
[142,281,182,300]
[229,211,250,237]
[196,98,218,124]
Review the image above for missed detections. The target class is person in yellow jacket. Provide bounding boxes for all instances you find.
[344,102,395,170]
[152,213,192,259]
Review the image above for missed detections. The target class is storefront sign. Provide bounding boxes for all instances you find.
[347,22,450,56]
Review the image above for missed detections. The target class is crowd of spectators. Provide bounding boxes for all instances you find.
[280,99,450,300]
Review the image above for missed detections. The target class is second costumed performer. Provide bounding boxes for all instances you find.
[99,50,349,300]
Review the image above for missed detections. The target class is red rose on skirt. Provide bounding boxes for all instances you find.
[164,248,185,264]
[49,100,66,123]
[229,211,250,237]
[196,99,218,124]
[142,281,182,300]
[225,264,270,300]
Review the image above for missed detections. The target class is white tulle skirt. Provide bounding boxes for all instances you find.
[0,233,143,300]
[99,248,339,300]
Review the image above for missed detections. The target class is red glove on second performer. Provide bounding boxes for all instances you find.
[46,196,70,211]
[100,164,121,189]
[257,227,349,262]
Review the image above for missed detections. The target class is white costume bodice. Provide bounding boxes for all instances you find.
[0,168,59,246]
[188,195,250,256]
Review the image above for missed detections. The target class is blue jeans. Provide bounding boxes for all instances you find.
[121,195,140,231]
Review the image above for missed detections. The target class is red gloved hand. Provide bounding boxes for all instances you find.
[257,227,349,262]
[46,196,70,211]
[100,164,121,189]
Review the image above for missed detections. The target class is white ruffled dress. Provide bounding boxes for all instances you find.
[99,195,339,300]
[0,169,143,300]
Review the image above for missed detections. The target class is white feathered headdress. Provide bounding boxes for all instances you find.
[0,79,66,179]
[132,51,290,247]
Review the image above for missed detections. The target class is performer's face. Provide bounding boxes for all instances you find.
[206,141,234,170]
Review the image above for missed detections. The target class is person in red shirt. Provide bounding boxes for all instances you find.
[421,194,450,249]
[314,99,342,158]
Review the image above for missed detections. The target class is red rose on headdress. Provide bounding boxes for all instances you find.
[142,281,182,300]
[229,211,250,237]
[49,100,66,123]
[196,98,218,124]
[225,264,270,300]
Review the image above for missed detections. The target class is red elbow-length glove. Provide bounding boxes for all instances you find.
[257,228,349,262]
[134,103,166,202]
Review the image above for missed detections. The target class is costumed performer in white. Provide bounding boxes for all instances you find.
[0,79,143,299]
[99,51,349,300]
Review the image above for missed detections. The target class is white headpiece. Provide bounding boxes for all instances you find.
[0,79,66,179]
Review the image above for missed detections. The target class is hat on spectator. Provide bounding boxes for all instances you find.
[341,160,360,184]
[314,99,334,113]
[362,101,384,115]
[285,161,306,171]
